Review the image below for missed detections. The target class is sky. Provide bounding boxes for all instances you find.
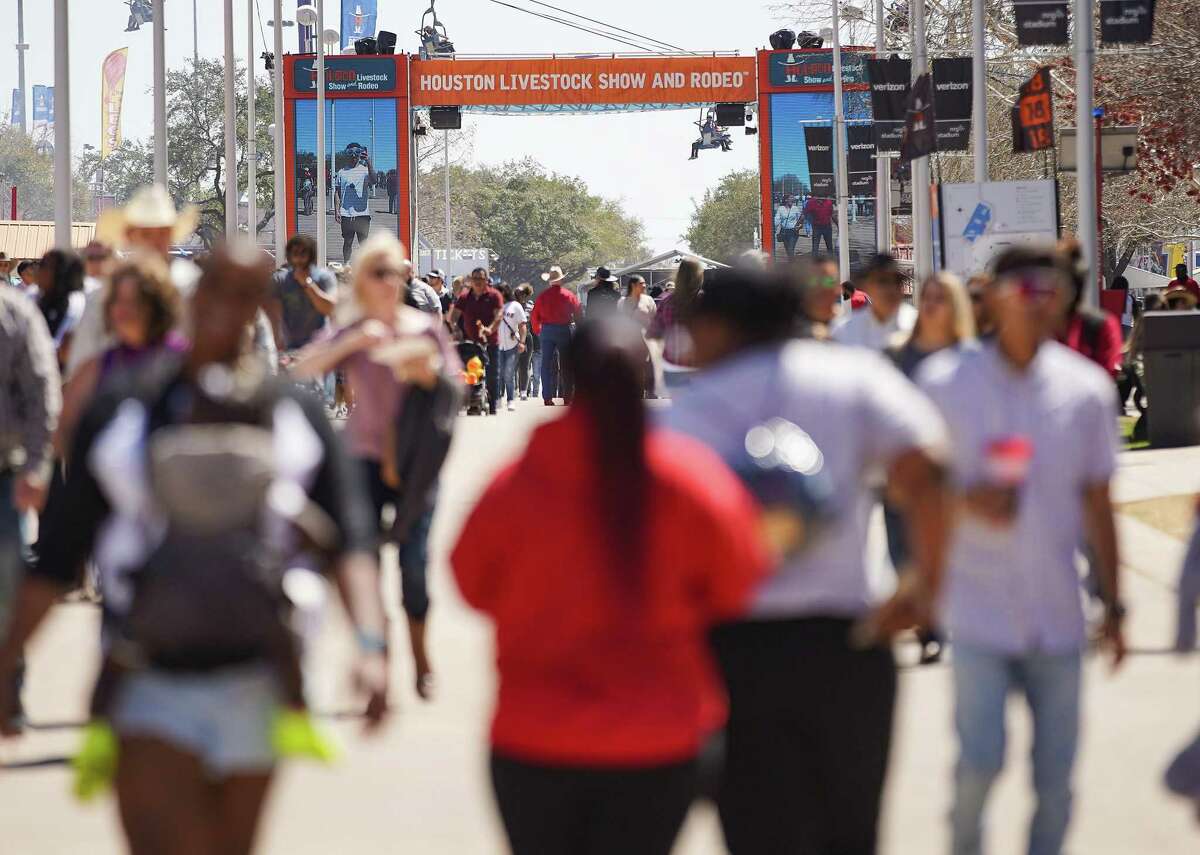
[0,0,834,252]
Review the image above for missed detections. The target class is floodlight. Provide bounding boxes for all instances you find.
[377,31,398,54]
[797,31,824,48]
[355,37,378,54]
[769,29,796,50]
[296,6,318,27]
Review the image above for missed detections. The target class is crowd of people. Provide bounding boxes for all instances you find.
[0,181,1196,855]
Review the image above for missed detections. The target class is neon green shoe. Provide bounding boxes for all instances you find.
[271,708,339,764]
[72,721,119,802]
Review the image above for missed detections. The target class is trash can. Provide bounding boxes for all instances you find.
[1142,311,1200,448]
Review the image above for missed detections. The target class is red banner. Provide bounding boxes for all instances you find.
[410,56,757,107]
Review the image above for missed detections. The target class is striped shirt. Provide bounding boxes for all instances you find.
[0,287,61,480]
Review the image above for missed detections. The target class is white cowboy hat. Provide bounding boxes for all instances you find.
[540,265,565,284]
[96,184,200,247]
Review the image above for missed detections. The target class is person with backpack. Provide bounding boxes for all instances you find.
[0,242,390,855]
[1056,239,1123,378]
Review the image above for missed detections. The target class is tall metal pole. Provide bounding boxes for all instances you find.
[16,0,28,134]
[224,0,238,238]
[247,0,257,244]
[911,0,933,285]
[443,131,452,264]
[875,0,891,255]
[193,0,200,66]
[971,0,988,183]
[153,0,168,186]
[273,0,286,261]
[315,0,327,266]
[831,0,851,280]
[53,0,71,248]
[1075,0,1099,301]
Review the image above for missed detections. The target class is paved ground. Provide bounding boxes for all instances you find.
[2,401,1199,854]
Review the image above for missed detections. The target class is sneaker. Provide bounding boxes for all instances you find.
[543,399,555,407]
[519,393,527,401]
[507,402,516,412]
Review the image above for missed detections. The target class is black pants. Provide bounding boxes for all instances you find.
[710,617,896,855]
[484,343,500,413]
[358,459,432,621]
[490,753,697,855]
[340,215,371,260]
[812,225,833,254]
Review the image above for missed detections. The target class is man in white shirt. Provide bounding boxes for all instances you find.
[774,196,803,259]
[334,143,375,262]
[831,253,917,351]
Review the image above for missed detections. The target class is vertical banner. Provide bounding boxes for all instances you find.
[31,85,50,132]
[932,57,972,151]
[1100,0,1156,43]
[341,0,378,50]
[100,48,129,159]
[1013,0,1070,46]
[847,124,877,197]
[298,0,315,53]
[804,126,835,198]
[866,57,911,153]
[1012,66,1054,153]
[899,73,936,163]
[10,89,22,128]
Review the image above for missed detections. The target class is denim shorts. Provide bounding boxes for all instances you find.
[110,663,281,777]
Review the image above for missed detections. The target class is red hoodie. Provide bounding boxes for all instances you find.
[452,409,767,766]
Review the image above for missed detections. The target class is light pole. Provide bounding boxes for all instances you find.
[16,0,28,134]
[874,0,891,255]
[1074,0,1099,300]
[224,0,237,238]
[831,0,851,281]
[193,0,200,66]
[911,0,933,286]
[247,0,257,243]
[153,0,167,186]
[971,0,987,182]
[272,4,287,261]
[53,0,71,248]
[315,0,327,266]
[444,131,451,263]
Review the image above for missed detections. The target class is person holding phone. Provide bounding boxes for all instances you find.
[333,143,376,262]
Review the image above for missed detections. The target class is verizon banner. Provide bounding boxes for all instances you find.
[1100,0,1156,43]
[847,124,877,197]
[1013,0,1069,46]
[804,126,835,198]
[866,57,910,153]
[932,57,972,152]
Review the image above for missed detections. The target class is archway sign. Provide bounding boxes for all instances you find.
[281,50,871,269]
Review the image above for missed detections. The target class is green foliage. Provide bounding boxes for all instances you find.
[420,157,647,284]
[0,123,92,220]
[685,169,761,264]
[76,58,276,246]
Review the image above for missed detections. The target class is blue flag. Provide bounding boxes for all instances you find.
[31,85,49,130]
[46,87,54,126]
[341,0,378,50]
[10,89,22,127]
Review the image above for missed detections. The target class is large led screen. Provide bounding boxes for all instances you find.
[294,98,400,263]
[768,92,877,272]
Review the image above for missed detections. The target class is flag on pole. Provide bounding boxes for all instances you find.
[10,89,22,127]
[101,49,130,158]
[342,0,378,50]
[899,73,937,164]
[31,85,50,132]
[1012,67,1055,153]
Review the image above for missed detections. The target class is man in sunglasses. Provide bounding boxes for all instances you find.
[918,245,1125,855]
[831,253,915,352]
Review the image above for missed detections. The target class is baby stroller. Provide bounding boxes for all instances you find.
[456,340,489,416]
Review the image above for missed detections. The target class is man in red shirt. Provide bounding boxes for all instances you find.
[1169,263,1200,302]
[804,195,835,255]
[530,266,581,406]
[448,267,504,414]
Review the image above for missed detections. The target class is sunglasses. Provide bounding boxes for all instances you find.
[370,266,403,280]
[816,275,839,290]
[1014,274,1061,300]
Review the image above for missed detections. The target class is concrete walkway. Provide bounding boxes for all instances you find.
[1,405,1198,853]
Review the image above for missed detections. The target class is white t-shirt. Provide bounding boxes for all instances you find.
[619,293,658,331]
[831,301,917,352]
[335,164,371,218]
[663,340,947,619]
[498,300,527,351]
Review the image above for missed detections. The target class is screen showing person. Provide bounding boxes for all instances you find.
[293,98,400,262]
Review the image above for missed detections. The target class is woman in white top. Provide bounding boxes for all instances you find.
[618,274,657,332]
[496,283,528,412]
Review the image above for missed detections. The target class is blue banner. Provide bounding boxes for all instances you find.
[10,89,22,127]
[341,0,378,50]
[46,87,54,126]
[31,85,50,128]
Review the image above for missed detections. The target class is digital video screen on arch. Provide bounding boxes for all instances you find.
[769,91,876,273]
[293,98,400,263]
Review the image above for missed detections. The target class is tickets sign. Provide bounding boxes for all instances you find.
[410,56,757,107]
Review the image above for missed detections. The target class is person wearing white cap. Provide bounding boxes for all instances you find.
[531,266,580,406]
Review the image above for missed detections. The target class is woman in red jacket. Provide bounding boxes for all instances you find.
[452,318,767,855]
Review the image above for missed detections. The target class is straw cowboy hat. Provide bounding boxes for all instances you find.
[1165,285,1199,309]
[96,184,200,247]
[540,265,565,284]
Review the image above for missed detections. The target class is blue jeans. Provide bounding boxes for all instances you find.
[539,324,573,402]
[498,347,519,403]
[0,474,29,717]
[951,644,1081,855]
[528,350,542,397]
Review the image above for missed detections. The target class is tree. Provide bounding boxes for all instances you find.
[0,122,92,221]
[77,58,276,246]
[685,170,761,264]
